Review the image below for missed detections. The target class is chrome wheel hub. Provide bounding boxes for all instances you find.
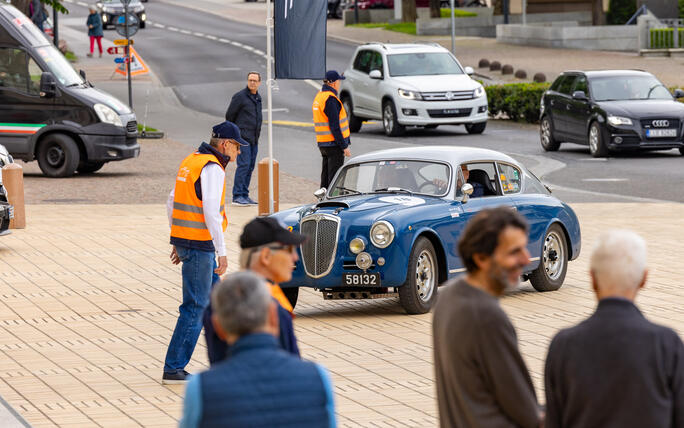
[383,105,393,132]
[543,231,564,281]
[589,126,599,153]
[541,119,550,145]
[415,250,435,302]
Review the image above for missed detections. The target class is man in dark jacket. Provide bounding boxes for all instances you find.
[312,70,351,189]
[433,207,543,428]
[203,216,304,364]
[545,229,684,428]
[226,72,262,206]
[180,272,336,428]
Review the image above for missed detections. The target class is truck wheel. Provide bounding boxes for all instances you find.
[37,134,80,178]
[342,96,363,133]
[77,161,106,174]
[282,287,299,309]
[399,237,438,314]
[465,122,487,134]
[529,224,568,292]
[382,100,405,137]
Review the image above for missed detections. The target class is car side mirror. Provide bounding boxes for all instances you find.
[39,72,57,98]
[314,187,326,201]
[464,66,474,76]
[673,88,684,99]
[572,90,588,101]
[460,183,473,203]
[369,69,382,80]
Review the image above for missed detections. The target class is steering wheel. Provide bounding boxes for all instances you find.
[418,181,439,194]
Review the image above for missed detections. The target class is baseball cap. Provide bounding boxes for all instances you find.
[211,121,249,146]
[325,70,345,82]
[240,217,307,249]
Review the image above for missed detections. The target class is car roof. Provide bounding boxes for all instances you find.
[350,146,518,166]
[561,69,654,78]
[361,42,449,55]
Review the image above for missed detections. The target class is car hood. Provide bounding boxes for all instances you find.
[389,74,479,92]
[597,100,684,118]
[76,86,132,115]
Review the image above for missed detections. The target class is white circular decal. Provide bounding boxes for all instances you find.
[378,196,426,207]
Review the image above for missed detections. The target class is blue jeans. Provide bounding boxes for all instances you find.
[233,143,258,200]
[163,246,219,373]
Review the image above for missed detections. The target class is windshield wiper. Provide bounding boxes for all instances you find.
[374,187,413,194]
[66,82,84,88]
[335,186,361,195]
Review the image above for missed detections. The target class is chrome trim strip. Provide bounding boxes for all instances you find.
[529,256,540,262]
[449,268,467,274]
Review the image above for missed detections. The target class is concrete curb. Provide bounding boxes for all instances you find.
[0,394,32,428]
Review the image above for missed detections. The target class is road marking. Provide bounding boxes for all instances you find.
[168,26,179,32]
[152,23,165,29]
[216,67,241,71]
[267,120,313,127]
[262,108,289,113]
[76,1,88,6]
[193,32,205,37]
[218,38,231,43]
[253,49,265,55]
[579,158,608,161]
[205,35,218,41]
[231,42,244,47]
[581,178,629,182]
[305,79,320,89]
[180,29,192,35]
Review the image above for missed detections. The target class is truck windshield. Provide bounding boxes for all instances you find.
[34,45,84,87]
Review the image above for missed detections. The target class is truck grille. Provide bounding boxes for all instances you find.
[126,121,137,134]
[300,214,340,278]
[422,90,474,101]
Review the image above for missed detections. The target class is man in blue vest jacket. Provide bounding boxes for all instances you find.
[180,272,336,428]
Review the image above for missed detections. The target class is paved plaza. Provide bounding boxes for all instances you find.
[0,201,682,427]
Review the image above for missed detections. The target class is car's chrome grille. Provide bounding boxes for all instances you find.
[126,121,137,134]
[300,214,340,278]
[640,118,680,129]
[421,90,475,101]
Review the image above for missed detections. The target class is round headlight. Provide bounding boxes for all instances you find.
[349,237,365,254]
[356,252,372,270]
[370,220,394,248]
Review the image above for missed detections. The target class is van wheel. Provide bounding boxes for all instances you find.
[465,122,487,134]
[342,96,363,133]
[282,287,299,309]
[399,237,438,314]
[77,161,106,174]
[37,134,80,178]
[382,100,405,137]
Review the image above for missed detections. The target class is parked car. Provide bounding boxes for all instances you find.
[96,0,147,29]
[345,0,450,9]
[271,146,581,314]
[0,143,14,236]
[540,70,684,157]
[328,0,344,18]
[0,5,139,177]
[340,43,488,136]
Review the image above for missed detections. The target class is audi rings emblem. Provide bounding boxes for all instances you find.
[652,120,670,128]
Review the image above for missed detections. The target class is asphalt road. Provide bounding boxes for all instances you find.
[61,0,684,203]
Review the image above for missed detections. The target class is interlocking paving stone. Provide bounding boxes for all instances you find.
[0,203,682,427]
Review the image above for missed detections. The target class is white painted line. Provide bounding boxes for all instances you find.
[180,29,192,35]
[579,158,608,162]
[547,183,672,203]
[581,178,629,182]
[262,108,289,113]
[231,42,244,47]
[76,1,88,6]
[168,26,179,32]
[253,50,265,55]
[216,67,241,71]
[218,38,231,43]
[242,46,255,51]
[206,35,218,41]
[305,79,320,90]
[152,23,165,29]
[193,32,205,37]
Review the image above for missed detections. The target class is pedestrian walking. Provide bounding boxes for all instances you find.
[29,0,47,31]
[544,230,684,428]
[312,70,351,189]
[86,6,103,58]
[226,71,263,206]
[180,272,336,428]
[433,207,543,428]
[162,121,247,385]
[203,216,305,364]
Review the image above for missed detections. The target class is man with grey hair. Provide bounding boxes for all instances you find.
[544,229,684,428]
[180,272,336,428]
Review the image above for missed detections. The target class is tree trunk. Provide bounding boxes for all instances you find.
[429,0,441,18]
[402,0,417,22]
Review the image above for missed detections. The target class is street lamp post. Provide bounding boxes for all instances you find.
[266,0,274,214]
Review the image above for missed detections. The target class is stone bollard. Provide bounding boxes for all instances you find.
[2,163,25,229]
[257,158,279,216]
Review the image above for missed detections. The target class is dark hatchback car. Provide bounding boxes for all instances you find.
[540,70,684,157]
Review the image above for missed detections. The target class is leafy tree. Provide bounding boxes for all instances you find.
[606,0,636,25]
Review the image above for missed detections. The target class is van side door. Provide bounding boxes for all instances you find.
[0,47,52,157]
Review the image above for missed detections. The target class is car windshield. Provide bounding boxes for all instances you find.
[329,160,451,197]
[590,75,672,101]
[34,45,84,87]
[387,52,463,77]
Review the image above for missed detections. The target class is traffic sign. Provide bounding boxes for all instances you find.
[113,39,133,46]
[114,57,131,64]
[107,46,126,55]
[115,13,139,38]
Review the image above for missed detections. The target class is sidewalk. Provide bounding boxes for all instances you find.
[160,0,684,87]
[0,202,682,427]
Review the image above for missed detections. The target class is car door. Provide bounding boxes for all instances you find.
[566,74,592,142]
[459,161,517,224]
[344,49,373,115]
[0,47,52,157]
[365,51,385,117]
[549,74,576,136]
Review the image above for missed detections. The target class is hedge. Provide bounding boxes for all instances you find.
[485,82,550,123]
[606,0,636,25]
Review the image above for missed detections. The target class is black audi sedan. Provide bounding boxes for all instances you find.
[540,70,684,157]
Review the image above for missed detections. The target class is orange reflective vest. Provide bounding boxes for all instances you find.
[312,90,350,144]
[270,283,294,315]
[170,153,228,243]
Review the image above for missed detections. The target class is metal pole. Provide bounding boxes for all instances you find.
[503,0,509,24]
[52,5,59,47]
[266,0,274,214]
[354,0,359,24]
[125,5,132,108]
[522,0,526,25]
[450,0,455,54]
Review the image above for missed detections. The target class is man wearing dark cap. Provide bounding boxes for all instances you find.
[203,216,305,364]
[162,121,247,384]
[312,70,351,189]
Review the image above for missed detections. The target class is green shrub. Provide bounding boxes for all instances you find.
[439,8,477,18]
[649,28,684,48]
[606,0,636,25]
[680,0,684,19]
[485,82,550,123]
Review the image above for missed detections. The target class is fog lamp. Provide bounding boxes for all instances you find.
[356,252,372,270]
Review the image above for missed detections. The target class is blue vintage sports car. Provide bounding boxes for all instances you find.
[272,146,581,314]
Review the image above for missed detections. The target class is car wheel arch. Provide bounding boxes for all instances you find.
[541,220,574,261]
[410,229,448,286]
[35,129,87,163]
